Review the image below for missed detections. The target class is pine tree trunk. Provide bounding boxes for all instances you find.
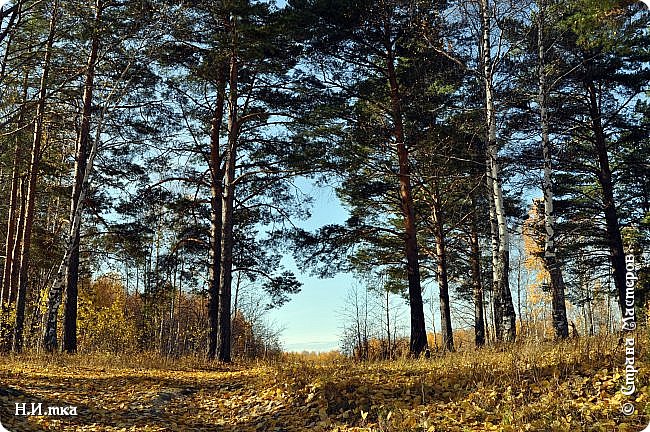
[480,0,515,342]
[44,128,99,352]
[431,185,454,352]
[14,0,59,352]
[0,133,21,351]
[537,2,569,339]
[218,138,235,363]
[470,199,486,347]
[0,73,29,303]
[384,21,427,357]
[1,127,22,306]
[217,19,238,363]
[62,0,103,353]
[207,68,226,360]
[63,234,80,351]
[9,178,26,307]
[585,79,627,315]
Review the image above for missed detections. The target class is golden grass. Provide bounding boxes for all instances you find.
[0,332,648,431]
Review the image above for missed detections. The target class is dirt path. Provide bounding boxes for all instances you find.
[0,340,648,431]
[0,364,297,431]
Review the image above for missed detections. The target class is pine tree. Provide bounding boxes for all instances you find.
[14,0,59,352]
[155,0,308,361]
[548,1,650,315]
[287,0,448,356]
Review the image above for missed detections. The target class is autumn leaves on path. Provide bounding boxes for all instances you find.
[1,366,259,431]
[0,336,648,431]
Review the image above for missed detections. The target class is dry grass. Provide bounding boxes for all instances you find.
[0,333,648,431]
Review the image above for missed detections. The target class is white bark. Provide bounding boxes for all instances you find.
[537,0,568,339]
[43,134,98,350]
[480,0,515,342]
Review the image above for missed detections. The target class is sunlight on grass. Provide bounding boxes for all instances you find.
[1,333,648,431]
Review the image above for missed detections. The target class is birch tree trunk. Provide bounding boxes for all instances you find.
[43,123,102,352]
[480,0,515,342]
[13,0,59,352]
[385,288,391,358]
[62,0,104,353]
[470,197,486,347]
[537,1,568,339]
[43,37,133,354]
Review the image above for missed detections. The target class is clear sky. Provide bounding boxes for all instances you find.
[266,181,355,353]
[264,180,436,353]
[266,264,352,352]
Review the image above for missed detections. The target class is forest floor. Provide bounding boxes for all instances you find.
[0,334,649,432]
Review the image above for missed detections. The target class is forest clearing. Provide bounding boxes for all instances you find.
[1,0,649,431]
[1,334,649,431]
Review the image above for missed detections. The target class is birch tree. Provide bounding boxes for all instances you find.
[43,58,136,352]
[535,0,568,339]
[41,0,159,352]
[478,0,516,341]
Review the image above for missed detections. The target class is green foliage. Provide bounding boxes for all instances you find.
[557,0,635,50]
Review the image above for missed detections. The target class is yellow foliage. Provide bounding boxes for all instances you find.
[78,274,137,353]
[522,199,547,276]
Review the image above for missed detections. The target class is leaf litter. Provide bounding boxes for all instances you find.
[0,335,648,431]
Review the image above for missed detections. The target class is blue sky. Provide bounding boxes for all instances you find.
[265,180,417,353]
[266,181,353,352]
[266,265,352,352]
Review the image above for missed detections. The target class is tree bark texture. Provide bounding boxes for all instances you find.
[384,20,427,357]
[480,0,515,342]
[470,199,486,347]
[217,18,238,363]
[63,0,103,353]
[1,117,23,306]
[585,79,627,315]
[208,68,226,360]
[14,0,59,352]
[537,3,569,339]
[431,186,454,352]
